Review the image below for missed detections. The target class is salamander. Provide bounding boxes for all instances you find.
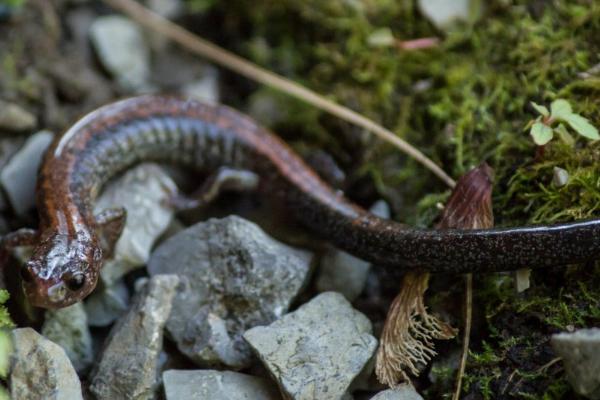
[3,95,600,309]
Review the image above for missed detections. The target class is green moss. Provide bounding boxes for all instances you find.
[461,267,599,398]
[0,290,12,385]
[0,290,12,330]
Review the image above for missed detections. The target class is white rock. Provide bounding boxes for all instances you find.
[551,328,600,399]
[42,303,93,372]
[0,100,37,132]
[553,166,569,187]
[95,163,176,286]
[1,131,53,216]
[147,0,182,18]
[163,370,280,400]
[89,275,180,400]
[417,0,471,30]
[244,292,378,400]
[10,328,83,400]
[84,279,130,327]
[90,15,151,91]
[370,384,424,400]
[182,65,220,104]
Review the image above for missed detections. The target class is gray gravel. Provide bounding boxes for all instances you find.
[89,275,179,400]
[163,369,281,400]
[41,303,93,373]
[552,328,600,399]
[10,328,83,400]
[244,292,377,400]
[0,131,53,216]
[148,216,312,369]
[89,15,151,91]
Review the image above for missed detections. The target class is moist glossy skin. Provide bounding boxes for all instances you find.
[16,95,600,308]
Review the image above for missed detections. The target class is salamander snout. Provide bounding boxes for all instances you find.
[21,259,95,309]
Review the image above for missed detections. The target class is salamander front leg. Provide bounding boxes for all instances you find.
[0,228,38,285]
[167,167,260,212]
[95,207,127,258]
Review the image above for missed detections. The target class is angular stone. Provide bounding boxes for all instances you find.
[10,328,83,400]
[1,131,53,216]
[370,384,424,400]
[89,16,151,91]
[182,65,220,104]
[95,163,176,286]
[244,292,377,400]
[89,275,179,400]
[0,100,37,132]
[417,0,472,30]
[148,216,312,369]
[552,328,600,399]
[162,370,280,400]
[41,303,93,373]
[84,279,130,327]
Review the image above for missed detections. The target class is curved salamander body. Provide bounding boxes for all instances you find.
[13,95,600,308]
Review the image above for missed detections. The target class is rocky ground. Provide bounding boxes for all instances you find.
[0,0,599,399]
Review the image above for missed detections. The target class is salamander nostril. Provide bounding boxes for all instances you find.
[65,273,85,291]
[20,265,34,283]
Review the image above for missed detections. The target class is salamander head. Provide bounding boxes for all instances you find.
[20,231,102,309]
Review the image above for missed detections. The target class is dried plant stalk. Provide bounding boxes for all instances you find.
[376,163,494,387]
[376,272,457,385]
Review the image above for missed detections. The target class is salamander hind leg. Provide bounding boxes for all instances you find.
[166,167,260,212]
[95,207,127,257]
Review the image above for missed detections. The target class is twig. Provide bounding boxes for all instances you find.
[452,273,472,400]
[102,0,456,188]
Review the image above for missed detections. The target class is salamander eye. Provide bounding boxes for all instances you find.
[20,265,34,283]
[65,273,86,291]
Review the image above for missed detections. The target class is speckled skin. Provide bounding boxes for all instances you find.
[9,95,600,308]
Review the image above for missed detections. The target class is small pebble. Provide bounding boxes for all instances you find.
[244,292,377,400]
[417,0,472,30]
[0,131,54,216]
[371,384,424,400]
[89,16,151,91]
[84,279,130,327]
[0,100,37,132]
[90,274,180,400]
[162,370,280,400]
[553,166,569,187]
[10,328,83,400]
[94,163,176,286]
[42,303,93,373]
[181,65,220,104]
[551,328,600,399]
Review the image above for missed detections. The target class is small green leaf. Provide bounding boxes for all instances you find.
[550,99,573,120]
[530,122,553,145]
[554,124,575,146]
[530,102,549,117]
[0,291,8,305]
[564,114,600,140]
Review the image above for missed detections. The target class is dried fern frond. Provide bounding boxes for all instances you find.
[376,163,494,386]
